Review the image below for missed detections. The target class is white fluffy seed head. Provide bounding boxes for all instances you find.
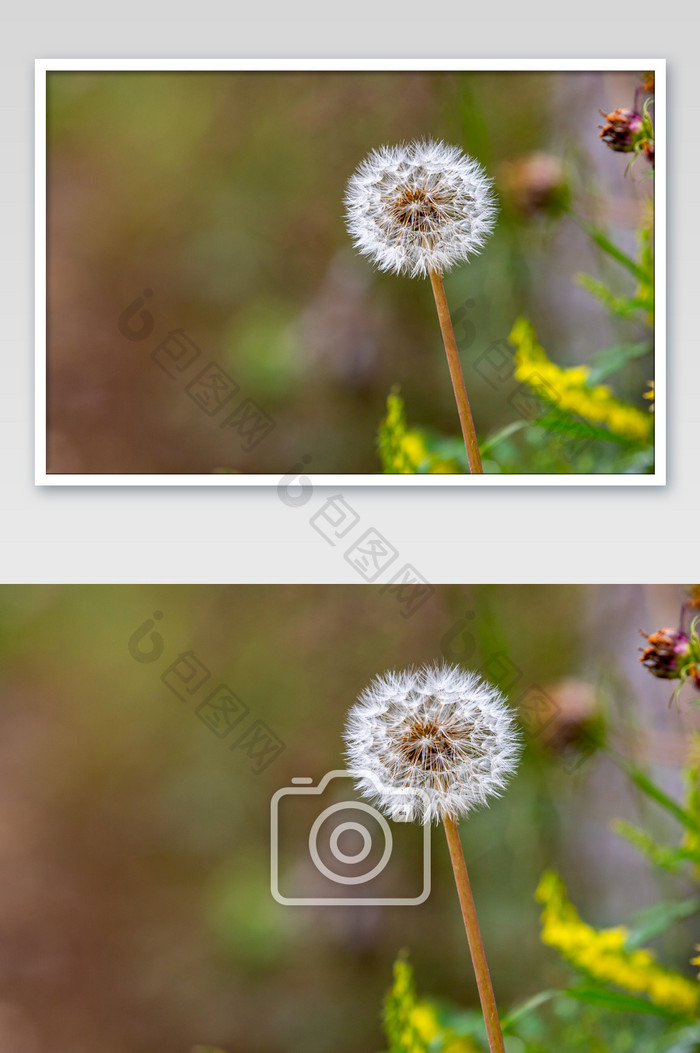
[344,139,498,279]
[344,662,521,824]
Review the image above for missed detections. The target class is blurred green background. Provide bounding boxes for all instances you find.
[0,584,696,1052]
[45,70,653,474]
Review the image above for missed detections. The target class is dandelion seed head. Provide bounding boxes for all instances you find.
[344,140,498,278]
[344,662,521,824]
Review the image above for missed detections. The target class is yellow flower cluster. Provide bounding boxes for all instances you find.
[378,392,456,474]
[384,957,479,1053]
[385,957,428,1053]
[644,380,655,412]
[692,946,700,978]
[536,872,700,1017]
[409,1004,479,1053]
[509,318,653,444]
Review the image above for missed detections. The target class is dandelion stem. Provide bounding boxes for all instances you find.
[442,813,506,1053]
[429,270,484,475]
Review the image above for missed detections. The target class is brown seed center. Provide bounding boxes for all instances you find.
[391,186,446,232]
[399,720,457,771]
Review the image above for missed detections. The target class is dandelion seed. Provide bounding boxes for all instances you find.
[344,140,497,279]
[344,661,521,1053]
[344,141,499,474]
[344,662,521,824]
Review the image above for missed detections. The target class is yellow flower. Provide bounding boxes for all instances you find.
[691,945,700,978]
[378,392,461,474]
[536,871,700,1016]
[410,1003,481,1053]
[509,318,653,444]
[401,432,429,467]
[410,1003,441,1042]
[384,957,434,1053]
[444,1040,482,1053]
[644,380,655,412]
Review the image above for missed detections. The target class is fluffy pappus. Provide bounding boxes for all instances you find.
[344,139,498,279]
[344,662,521,824]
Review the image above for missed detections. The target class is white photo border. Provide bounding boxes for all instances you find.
[35,58,666,486]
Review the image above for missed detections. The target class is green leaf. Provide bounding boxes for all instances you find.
[612,819,700,872]
[423,434,470,465]
[585,342,653,386]
[624,764,700,834]
[571,214,651,284]
[479,420,530,456]
[501,989,560,1032]
[564,985,681,1019]
[437,1007,488,1037]
[531,415,637,447]
[576,274,653,322]
[624,898,700,949]
[667,1023,700,1053]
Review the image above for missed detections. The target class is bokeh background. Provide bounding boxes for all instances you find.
[45,70,653,474]
[0,583,696,1053]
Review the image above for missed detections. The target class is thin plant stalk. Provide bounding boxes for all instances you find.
[442,813,506,1053]
[429,270,483,474]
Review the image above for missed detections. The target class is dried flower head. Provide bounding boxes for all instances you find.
[639,627,691,679]
[599,108,644,152]
[639,622,700,699]
[344,663,521,824]
[344,140,498,279]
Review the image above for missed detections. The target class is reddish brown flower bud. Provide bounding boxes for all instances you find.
[599,109,644,152]
[639,627,691,679]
